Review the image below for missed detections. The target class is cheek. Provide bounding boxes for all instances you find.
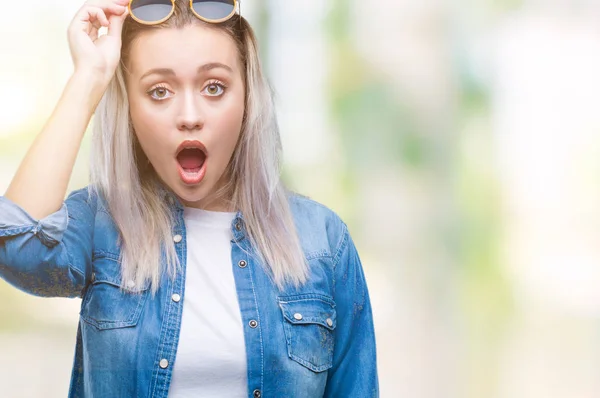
[212,102,244,159]
[129,100,168,156]
[219,91,245,142]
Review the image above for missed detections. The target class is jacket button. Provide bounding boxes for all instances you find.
[249,320,258,328]
[173,234,182,243]
[172,294,181,303]
[293,313,303,320]
[159,359,169,369]
[238,260,247,268]
[235,221,242,231]
[90,272,96,283]
[253,389,261,398]
[326,318,333,327]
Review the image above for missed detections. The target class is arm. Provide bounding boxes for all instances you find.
[3,0,129,219]
[0,70,101,298]
[324,223,379,397]
[0,186,97,298]
[0,0,128,297]
[3,72,105,220]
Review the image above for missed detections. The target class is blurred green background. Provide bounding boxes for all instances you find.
[3,0,600,397]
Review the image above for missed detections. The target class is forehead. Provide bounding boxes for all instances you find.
[128,24,240,76]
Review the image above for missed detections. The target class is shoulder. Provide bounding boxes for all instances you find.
[287,192,350,262]
[64,185,103,213]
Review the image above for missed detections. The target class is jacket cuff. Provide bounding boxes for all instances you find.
[0,196,68,247]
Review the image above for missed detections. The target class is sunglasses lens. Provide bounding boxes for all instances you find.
[130,0,173,23]
[191,0,236,21]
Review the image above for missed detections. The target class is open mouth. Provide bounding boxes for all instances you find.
[175,140,208,185]
[177,148,206,172]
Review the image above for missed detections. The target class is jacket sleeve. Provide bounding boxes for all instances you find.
[324,222,380,397]
[0,186,96,298]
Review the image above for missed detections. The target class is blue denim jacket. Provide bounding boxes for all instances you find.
[0,186,378,397]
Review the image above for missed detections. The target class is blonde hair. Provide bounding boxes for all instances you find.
[89,2,309,295]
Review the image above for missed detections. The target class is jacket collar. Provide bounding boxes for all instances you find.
[157,182,246,241]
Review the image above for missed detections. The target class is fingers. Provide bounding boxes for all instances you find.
[87,7,110,27]
[107,7,129,38]
[69,0,130,40]
[87,0,129,13]
[75,0,128,26]
[106,3,127,16]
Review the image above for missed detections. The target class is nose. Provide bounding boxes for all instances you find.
[176,89,204,131]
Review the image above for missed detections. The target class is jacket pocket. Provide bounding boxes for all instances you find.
[80,255,150,330]
[277,294,337,372]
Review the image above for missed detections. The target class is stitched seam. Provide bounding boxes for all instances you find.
[332,223,349,270]
[0,225,35,236]
[162,233,184,395]
[247,255,264,394]
[70,263,85,279]
[289,351,331,372]
[278,295,335,305]
[152,275,174,398]
[64,240,79,291]
[93,250,120,261]
[152,223,183,398]
[80,283,147,329]
[150,268,175,398]
[81,317,139,330]
[305,251,331,261]
[66,189,96,292]
[281,312,335,372]
[86,186,98,288]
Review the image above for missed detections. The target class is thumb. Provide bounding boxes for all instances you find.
[107,8,128,38]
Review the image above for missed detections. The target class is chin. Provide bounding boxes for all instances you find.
[155,171,206,202]
[174,182,210,201]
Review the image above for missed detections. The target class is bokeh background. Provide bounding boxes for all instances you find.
[2,0,600,397]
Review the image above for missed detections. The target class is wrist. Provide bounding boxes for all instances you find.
[68,71,110,113]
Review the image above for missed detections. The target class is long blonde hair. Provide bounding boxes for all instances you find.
[89,2,309,295]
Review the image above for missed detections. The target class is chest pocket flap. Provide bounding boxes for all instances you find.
[278,294,337,372]
[80,254,150,330]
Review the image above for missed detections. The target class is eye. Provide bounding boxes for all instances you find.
[202,82,226,97]
[147,86,172,101]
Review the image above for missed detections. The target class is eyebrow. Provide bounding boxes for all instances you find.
[139,62,233,81]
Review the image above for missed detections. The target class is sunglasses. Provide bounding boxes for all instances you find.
[128,0,238,25]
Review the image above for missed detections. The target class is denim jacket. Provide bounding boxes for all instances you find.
[0,185,378,397]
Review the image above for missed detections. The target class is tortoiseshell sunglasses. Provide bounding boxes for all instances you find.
[128,0,238,25]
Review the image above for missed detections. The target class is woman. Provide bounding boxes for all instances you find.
[0,0,378,396]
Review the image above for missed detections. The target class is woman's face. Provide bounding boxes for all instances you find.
[126,24,245,211]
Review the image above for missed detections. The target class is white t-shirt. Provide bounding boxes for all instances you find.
[168,207,247,398]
